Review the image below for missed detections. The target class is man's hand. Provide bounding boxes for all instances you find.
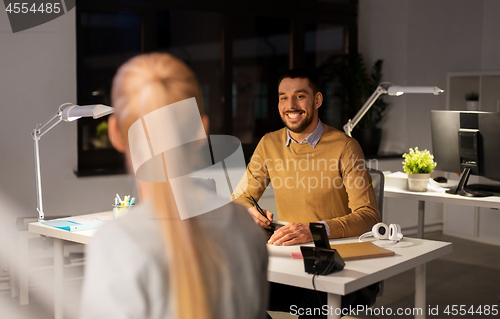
[248,207,274,229]
[268,223,313,246]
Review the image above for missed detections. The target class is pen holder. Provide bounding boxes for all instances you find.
[112,205,133,219]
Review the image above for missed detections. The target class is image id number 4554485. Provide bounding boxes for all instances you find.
[5,2,61,14]
[438,305,498,316]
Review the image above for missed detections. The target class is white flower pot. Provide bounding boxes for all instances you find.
[407,173,431,192]
[466,101,479,111]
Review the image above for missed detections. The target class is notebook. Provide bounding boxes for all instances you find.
[329,241,395,260]
[291,241,395,260]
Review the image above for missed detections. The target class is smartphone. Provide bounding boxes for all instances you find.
[309,223,331,249]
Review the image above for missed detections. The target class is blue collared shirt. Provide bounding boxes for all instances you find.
[285,119,325,148]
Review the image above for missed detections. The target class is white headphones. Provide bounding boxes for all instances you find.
[359,223,403,243]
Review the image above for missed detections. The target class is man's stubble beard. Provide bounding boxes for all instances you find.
[280,108,314,134]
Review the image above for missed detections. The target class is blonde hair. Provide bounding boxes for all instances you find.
[111,53,218,319]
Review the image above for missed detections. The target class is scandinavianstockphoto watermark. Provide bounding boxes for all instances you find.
[128,98,247,220]
[250,154,379,173]
[249,154,380,193]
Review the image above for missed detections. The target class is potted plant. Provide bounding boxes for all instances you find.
[402,147,437,192]
[320,53,390,156]
[465,92,479,111]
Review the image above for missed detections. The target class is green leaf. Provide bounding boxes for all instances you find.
[402,147,437,174]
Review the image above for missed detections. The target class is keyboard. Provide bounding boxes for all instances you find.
[465,183,500,196]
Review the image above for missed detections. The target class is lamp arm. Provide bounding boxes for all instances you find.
[33,113,62,140]
[33,103,76,140]
[343,85,387,137]
[31,104,70,221]
[33,136,44,221]
[32,114,63,221]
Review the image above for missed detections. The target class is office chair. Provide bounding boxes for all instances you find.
[368,168,385,220]
[368,168,386,298]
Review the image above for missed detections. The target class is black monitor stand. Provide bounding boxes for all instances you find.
[446,167,492,197]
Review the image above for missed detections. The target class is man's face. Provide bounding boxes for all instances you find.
[278,77,319,134]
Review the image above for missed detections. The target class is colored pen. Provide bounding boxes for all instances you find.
[130,197,136,205]
[116,194,122,202]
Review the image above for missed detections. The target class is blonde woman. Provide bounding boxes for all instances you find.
[79,53,268,319]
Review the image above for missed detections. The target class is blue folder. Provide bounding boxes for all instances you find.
[41,220,104,232]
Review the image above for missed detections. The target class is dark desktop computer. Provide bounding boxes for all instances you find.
[430,110,500,197]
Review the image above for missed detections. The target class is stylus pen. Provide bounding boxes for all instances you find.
[249,195,271,222]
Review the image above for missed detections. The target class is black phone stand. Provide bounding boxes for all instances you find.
[300,246,345,275]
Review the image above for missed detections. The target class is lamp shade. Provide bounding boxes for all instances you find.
[61,104,114,122]
[387,86,444,96]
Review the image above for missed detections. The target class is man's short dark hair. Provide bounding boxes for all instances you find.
[278,67,320,94]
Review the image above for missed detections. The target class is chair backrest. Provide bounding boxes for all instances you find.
[368,168,385,220]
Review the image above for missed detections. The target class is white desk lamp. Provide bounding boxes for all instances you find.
[343,83,444,137]
[32,103,114,221]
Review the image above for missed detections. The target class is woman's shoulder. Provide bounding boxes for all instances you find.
[89,202,165,258]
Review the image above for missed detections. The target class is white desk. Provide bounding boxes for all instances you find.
[268,237,451,319]
[385,186,500,238]
[30,215,452,319]
[29,214,109,319]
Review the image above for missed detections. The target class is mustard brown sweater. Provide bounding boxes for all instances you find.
[232,125,380,238]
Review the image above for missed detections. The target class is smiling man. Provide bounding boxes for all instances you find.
[233,67,380,246]
[279,76,317,135]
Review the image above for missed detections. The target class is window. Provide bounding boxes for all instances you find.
[76,10,142,175]
[232,16,290,143]
[76,0,358,175]
[156,10,224,134]
[306,23,349,129]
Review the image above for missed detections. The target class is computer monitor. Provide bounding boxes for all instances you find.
[430,110,500,197]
